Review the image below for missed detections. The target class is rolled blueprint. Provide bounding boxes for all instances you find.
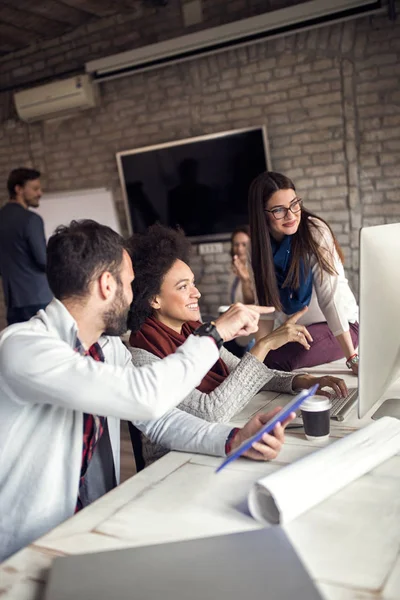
[248,416,400,524]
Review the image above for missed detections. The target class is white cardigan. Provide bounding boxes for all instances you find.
[0,299,232,561]
[259,219,359,335]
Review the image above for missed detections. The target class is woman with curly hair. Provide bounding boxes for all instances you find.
[248,171,359,373]
[127,223,347,467]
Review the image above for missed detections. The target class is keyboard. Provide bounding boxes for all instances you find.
[330,388,358,421]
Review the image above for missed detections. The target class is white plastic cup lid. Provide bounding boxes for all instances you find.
[300,396,332,412]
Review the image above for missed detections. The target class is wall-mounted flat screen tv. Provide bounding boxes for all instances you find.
[117,126,270,241]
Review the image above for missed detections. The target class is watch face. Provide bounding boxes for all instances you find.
[194,322,223,348]
[346,355,359,368]
[203,322,215,335]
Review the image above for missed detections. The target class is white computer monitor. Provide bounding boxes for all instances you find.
[358,223,400,419]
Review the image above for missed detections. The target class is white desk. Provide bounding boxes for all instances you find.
[1,362,400,600]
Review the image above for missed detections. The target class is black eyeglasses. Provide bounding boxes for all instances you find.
[264,198,303,220]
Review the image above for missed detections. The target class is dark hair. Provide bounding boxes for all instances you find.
[7,168,41,199]
[248,171,344,311]
[46,219,126,300]
[230,225,250,257]
[127,223,192,332]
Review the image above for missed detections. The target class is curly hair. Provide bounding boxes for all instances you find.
[127,223,192,332]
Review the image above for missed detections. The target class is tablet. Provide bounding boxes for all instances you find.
[216,383,319,473]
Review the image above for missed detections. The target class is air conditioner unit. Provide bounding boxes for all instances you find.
[86,0,382,81]
[14,75,99,123]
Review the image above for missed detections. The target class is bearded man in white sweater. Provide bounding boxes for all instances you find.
[0,219,294,561]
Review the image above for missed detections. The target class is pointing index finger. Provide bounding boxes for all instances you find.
[248,305,275,314]
[286,306,308,323]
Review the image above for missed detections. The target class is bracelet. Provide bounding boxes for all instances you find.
[346,353,359,369]
[225,427,240,455]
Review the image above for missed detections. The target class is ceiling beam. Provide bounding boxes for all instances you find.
[0,21,41,46]
[0,0,92,27]
[58,0,123,17]
[0,4,66,37]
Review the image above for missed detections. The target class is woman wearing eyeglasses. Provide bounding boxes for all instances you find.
[248,171,359,374]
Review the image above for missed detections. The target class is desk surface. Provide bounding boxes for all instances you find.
[2,360,400,600]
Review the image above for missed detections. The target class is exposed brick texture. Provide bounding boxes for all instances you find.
[0,0,305,92]
[0,6,399,326]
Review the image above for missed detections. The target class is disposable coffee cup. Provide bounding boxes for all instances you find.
[300,396,332,441]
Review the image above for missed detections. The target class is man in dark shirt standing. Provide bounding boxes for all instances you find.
[0,168,52,325]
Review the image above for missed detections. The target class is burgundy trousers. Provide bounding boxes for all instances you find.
[264,322,359,372]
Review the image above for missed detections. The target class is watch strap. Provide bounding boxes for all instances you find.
[193,321,224,349]
[346,353,359,369]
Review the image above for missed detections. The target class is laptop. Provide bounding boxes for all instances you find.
[45,527,323,600]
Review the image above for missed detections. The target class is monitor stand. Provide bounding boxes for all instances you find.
[372,398,400,420]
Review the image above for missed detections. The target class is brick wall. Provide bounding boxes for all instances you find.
[0,7,399,327]
[0,0,304,93]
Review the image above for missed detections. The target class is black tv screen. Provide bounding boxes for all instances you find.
[117,127,270,241]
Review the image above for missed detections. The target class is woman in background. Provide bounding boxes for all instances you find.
[248,171,359,373]
[225,225,255,357]
[229,225,254,304]
[127,223,348,467]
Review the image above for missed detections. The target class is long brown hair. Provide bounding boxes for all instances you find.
[248,171,345,311]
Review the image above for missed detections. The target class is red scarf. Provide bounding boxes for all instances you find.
[129,316,230,393]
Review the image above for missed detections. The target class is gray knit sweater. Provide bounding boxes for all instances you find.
[129,346,297,466]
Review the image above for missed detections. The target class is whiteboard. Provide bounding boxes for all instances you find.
[34,188,122,240]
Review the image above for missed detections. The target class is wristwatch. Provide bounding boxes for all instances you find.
[193,321,224,349]
[346,353,359,369]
